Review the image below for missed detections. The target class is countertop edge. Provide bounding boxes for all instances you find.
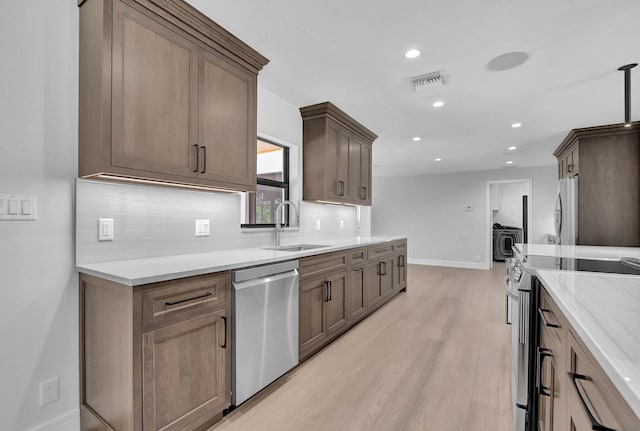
[76,236,407,286]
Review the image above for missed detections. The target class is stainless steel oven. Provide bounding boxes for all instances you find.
[504,256,531,431]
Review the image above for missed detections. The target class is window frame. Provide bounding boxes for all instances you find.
[241,138,290,228]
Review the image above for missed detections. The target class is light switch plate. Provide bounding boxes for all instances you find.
[195,219,210,237]
[0,194,37,221]
[315,220,321,231]
[98,218,114,241]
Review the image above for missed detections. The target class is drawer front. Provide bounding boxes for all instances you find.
[300,252,347,279]
[539,289,565,350]
[393,240,407,254]
[568,331,636,431]
[367,243,394,262]
[141,273,228,325]
[349,248,366,267]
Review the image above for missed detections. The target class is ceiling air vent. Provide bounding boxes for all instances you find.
[410,70,448,91]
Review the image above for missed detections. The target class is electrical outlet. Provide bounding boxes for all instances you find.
[98,218,114,241]
[465,205,473,212]
[40,377,59,406]
[195,219,210,237]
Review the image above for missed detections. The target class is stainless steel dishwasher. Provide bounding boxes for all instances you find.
[231,260,299,406]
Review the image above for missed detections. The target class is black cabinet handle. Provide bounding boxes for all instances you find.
[398,255,405,267]
[568,372,617,431]
[200,146,206,174]
[537,347,552,397]
[192,144,199,173]
[323,281,330,302]
[328,280,332,301]
[338,180,345,196]
[360,186,367,200]
[165,291,212,306]
[568,164,574,173]
[221,316,227,348]
[538,308,560,328]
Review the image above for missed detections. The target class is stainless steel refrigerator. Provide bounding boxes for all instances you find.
[554,177,578,245]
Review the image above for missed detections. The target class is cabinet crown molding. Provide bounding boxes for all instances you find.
[300,102,378,143]
[553,121,639,157]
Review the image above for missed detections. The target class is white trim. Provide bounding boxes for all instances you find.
[26,409,79,431]
[408,258,489,270]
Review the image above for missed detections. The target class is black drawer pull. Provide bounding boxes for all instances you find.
[192,144,199,173]
[538,308,560,328]
[568,372,617,431]
[165,291,212,306]
[537,347,552,397]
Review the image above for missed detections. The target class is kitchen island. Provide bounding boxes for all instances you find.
[534,268,640,430]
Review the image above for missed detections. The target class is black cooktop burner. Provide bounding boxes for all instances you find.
[522,255,640,276]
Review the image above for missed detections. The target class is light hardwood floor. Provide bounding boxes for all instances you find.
[211,263,512,431]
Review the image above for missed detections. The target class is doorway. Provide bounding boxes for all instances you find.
[486,179,532,269]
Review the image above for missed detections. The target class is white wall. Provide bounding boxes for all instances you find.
[371,165,557,269]
[0,2,80,431]
[492,181,530,229]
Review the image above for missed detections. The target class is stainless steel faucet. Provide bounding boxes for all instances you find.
[275,200,299,246]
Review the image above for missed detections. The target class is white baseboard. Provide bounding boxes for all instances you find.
[408,257,489,270]
[27,410,79,431]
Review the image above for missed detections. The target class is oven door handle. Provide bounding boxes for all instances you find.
[518,288,530,344]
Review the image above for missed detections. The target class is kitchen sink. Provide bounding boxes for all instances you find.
[262,244,330,252]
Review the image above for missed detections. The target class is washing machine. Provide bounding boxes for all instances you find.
[493,225,523,261]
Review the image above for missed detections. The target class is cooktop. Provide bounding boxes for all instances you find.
[521,255,640,276]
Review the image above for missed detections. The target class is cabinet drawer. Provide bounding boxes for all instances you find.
[394,240,407,254]
[539,289,566,350]
[367,243,394,262]
[349,248,366,266]
[300,252,347,279]
[141,273,228,325]
[568,331,639,431]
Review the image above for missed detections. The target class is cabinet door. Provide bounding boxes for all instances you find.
[198,49,257,189]
[325,120,350,201]
[299,276,328,356]
[366,259,393,307]
[325,271,348,337]
[111,2,197,178]
[141,310,229,431]
[395,254,407,291]
[349,267,367,322]
[349,139,372,205]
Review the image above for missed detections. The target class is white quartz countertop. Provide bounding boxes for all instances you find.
[515,243,640,260]
[76,236,406,286]
[536,269,640,418]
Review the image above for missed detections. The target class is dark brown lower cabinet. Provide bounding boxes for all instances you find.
[366,257,394,309]
[80,272,231,431]
[348,266,367,324]
[299,269,348,359]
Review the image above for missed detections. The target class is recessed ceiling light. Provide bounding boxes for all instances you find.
[434,158,442,162]
[511,122,522,128]
[405,49,420,59]
[412,136,421,142]
[433,101,444,108]
[506,160,514,165]
[508,146,517,151]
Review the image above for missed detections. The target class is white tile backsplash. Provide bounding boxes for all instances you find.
[76,179,360,264]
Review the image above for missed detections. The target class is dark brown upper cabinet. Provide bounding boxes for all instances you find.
[553,122,640,246]
[300,102,377,206]
[78,0,268,192]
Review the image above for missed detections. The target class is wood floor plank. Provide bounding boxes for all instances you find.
[210,263,512,431]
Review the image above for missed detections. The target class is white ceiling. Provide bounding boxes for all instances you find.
[186,0,639,177]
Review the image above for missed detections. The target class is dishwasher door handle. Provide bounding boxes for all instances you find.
[232,269,299,291]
